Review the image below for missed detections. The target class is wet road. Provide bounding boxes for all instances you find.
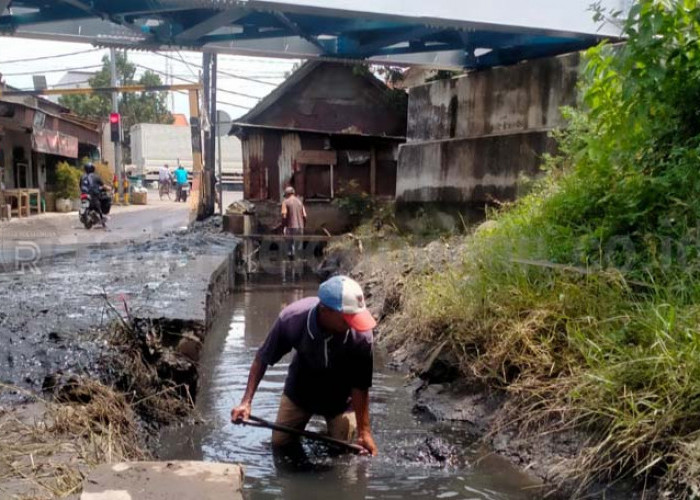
[159,274,538,500]
[0,220,237,401]
[0,191,191,264]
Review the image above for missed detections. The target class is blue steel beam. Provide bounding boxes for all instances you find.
[201,29,294,44]
[0,5,91,30]
[345,26,438,57]
[470,40,593,68]
[370,42,463,57]
[173,7,247,42]
[57,0,99,13]
[272,11,325,52]
[1,0,619,69]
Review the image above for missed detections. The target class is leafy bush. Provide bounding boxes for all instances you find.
[333,180,376,218]
[55,162,81,200]
[397,1,700,494]
[93,161,114,187]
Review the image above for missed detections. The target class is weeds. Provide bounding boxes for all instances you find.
[381,1,700,495]
[0,380,146,499]
[0,306,197,498]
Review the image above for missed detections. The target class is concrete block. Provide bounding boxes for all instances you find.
[132,191,148,205]
[81,461,244,500]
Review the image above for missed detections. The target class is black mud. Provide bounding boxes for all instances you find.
[0,218,236,403]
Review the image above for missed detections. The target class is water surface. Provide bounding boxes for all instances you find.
[160,272,537,499]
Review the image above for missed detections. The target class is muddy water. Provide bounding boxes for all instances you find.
[159,273,536,500]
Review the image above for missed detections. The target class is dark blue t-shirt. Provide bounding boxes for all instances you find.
[257,297,373,417]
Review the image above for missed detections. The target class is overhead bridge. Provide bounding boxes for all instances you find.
[0,0,625,68]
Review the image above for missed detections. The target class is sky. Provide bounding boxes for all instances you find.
[0,37,299,121]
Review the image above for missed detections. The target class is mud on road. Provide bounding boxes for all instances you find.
[0,218,237,403]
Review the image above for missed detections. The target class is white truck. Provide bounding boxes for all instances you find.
[130,123,243,189]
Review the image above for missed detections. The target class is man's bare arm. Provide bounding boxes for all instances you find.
[351,388,378,455]
[231,353,268,423]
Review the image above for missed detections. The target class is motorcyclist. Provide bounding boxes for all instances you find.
[174,165,188,202]
[79,163,106,217]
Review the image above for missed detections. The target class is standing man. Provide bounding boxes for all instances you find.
[281,186,306,259]
[231,275,378,456]
[173,164,188,202]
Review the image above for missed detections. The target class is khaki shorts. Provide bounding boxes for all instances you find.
[272,394,357,447]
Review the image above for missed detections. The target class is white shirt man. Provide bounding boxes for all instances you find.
[159,164,172,184]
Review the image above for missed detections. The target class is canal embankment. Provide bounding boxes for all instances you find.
[0,218,240,498]
[324,233,661,499]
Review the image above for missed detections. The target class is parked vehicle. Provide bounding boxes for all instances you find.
[130,123,243,189]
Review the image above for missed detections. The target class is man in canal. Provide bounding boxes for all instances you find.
[231,275,378,456]
[281,186,306,259]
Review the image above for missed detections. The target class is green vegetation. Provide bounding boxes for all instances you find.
[333,180,377,219]
[54,162,81,200]
[397,1,700,494]
[59,52,172,162]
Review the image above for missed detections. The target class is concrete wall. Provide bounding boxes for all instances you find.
[398,130,556,203]
[397,52,580,204]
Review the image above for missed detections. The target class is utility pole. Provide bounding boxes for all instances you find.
[210,53,218,217]
[217,115,223,217]
[202,52,216,218]
[109,48,124,204]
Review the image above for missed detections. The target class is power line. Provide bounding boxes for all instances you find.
[135,63,262,101]
[166,87,251,111]
[0,65,102,77]
[219,67,283,87]
[216,100,252,112]
[11,82,252,111]
[167,73,285,79]
[155,52,278,87]
[175,50,199,79]
[0,48,102,65]
[132,64,255,110]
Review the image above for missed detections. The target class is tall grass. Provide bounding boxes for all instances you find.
[396,1,700,494]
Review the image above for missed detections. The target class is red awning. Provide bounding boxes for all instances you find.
[31,129,79,158]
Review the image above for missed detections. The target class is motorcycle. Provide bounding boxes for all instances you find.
[79,190,111,229]
[177,182,190,202]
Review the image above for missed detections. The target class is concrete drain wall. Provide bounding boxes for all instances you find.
[132,243,239,399]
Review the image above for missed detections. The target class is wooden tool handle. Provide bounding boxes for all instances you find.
[242,415,366,454]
